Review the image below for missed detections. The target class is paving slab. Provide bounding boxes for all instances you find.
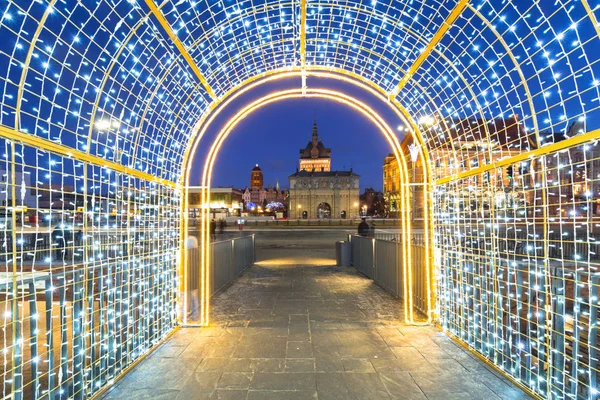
[102,239,532,400]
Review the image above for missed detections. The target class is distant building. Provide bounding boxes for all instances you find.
[540,121,600,217]
[242,165,286,211]
[383,154,403,218]
[384,116,542,222]
[188,187,243,219]
[289,122,359,219]
[250,164,263,190]
[299,121,331,172]
[0,168,37,209]
[360,188,385,216]
[288,170,360,219]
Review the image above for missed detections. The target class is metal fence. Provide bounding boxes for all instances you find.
[190,218,402,227]
[374,232,402,242]
[434,143,600,399]
[0,161,180,400]
[349,235,402,299]
[350,234,430,319]
[186,235,255,318]
[411,234,428,317]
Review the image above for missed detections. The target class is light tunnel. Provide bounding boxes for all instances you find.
[0,0,599,399]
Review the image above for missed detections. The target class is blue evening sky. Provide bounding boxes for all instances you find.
[189,95,399,192]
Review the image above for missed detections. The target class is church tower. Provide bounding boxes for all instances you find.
[250,164,263,190]
[299,120,331,172]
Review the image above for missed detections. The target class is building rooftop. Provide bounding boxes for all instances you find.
[289,170,360,178]
[299,121,331,159]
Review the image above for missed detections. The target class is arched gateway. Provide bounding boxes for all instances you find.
[317,202,331,219]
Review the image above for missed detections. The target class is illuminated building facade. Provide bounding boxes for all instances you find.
[288,170,359,219]
[383,154,403,218]
[290,120,358,219]
[242,165,286,207]
[385,117,535,221]
[299,121,331,172]
[250,164,264,190]
[188,187,243,219]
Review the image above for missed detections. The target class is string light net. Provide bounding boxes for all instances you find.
[0,0,598,399]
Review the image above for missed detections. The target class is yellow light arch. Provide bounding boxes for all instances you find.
[180,68,436,326]
[183,86,429,327]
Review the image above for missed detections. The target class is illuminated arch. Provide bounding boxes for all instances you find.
[194,87,416,326]
[179,69,435,325]
[1,1,599,398]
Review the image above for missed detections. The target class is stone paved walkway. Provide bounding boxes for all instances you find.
[103,247,531,400]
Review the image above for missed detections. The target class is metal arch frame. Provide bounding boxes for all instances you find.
[300,0,308,92]
[6,8,180,189]
[74,0,471,185]
[7,3,587,320]
[389,0,470,97]
[459,6,549,374]
[11,1,596,181]
[143,0,217,101]
[179,67,439,327]
[175,5,531,322]
[195,87,414,327]
[181,57,538,325]
[143,0,465,104]
[85,13,154,157]
[582,0,600,40]
[0,125,175,188]
[11,4,59,395]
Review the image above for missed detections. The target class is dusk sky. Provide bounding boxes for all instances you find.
[188,94,401,192]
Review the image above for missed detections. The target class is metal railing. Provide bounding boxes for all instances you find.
[1,256,177,400]
[349,235,403,299]
[211,235,255,295]
[374,232,402,242]
[411,234,428,316]
[186,235,255,321]
[349,234,429,319]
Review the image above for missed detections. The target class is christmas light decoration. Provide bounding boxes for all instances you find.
[265,201,284,211]
[0,0,598,399]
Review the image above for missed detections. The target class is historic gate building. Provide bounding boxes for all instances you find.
[288,122,359,219]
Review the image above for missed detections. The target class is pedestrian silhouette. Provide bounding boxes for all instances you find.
[210,219,217,240]
[358,218,369,237]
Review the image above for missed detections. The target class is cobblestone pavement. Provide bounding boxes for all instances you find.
[103,244,531,400]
